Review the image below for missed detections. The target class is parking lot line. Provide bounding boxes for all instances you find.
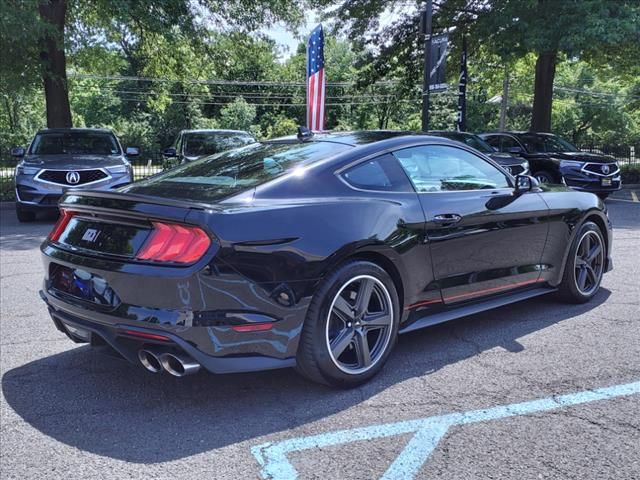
[252,381,640,480]
[631,190,639,202]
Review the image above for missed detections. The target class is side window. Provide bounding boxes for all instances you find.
[342,154,413,192]
[483,135,501,150]
[500,136,520,151]
[393,145,510,192]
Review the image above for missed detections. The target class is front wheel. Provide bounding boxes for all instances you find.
[533,170,557,184]
[296,261,400,387]
[16,205,36,223]
[558,222,605,304]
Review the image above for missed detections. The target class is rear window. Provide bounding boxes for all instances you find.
[30,131,120,155]
[183,132,255,157]
[123,141,351,202]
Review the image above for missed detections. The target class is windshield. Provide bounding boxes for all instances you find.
[183,132,255,157]
[30,131,121,155]
[518,134,578,153]
[124,141,352,202]
[436,133,494,154]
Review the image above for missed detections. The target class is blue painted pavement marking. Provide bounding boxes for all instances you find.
[252,381,640,480]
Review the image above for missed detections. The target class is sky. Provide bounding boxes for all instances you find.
[263,13,320,60]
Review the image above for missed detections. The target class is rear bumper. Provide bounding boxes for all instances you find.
[40,245,312,374]
[42,291,295,373]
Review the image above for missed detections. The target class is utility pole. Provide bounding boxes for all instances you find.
[455,35,467,132]
[499,67,510,131]
[421,0,433,132]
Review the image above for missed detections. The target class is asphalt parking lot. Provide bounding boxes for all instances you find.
[1,194,639,480]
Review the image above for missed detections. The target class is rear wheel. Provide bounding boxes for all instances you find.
[296,261,399,387]
[558,222,605,304]
[16,205,36,223]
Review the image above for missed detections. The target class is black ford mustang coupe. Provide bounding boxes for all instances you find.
[40,131,612,387]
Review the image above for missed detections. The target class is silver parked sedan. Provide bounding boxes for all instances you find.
[12,128,138,222]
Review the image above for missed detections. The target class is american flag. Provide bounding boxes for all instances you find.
[307,24,325,131]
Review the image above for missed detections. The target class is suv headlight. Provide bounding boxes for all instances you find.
[15,163,40,175]
[107,165,130,174]
[559,160,583,169]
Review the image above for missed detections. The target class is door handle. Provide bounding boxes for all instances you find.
[432,213,462,225]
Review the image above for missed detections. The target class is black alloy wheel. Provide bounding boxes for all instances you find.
[558,221,605,304]
[296,261,400,387]
[573,230,605,296]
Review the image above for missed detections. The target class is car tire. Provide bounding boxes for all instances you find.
[296,261,400,388]
[16,205,36,223]
[557,221,605,304]
[533,170,557,184]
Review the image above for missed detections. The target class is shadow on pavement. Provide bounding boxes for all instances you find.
[2,288,611,464]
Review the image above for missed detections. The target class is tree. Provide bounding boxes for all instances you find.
[2,0,303,128]
[328,0,640,132]
[219,97,256,131]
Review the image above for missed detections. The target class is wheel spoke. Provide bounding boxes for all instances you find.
[333,295,355,322]
[577,267,588,290]
[586,243,602,263]
[354,278,374,316]
[575,257,586,267]
[585,265,597,286]
[354,331,371,367]
[330,329,355,358]
[362,311,391,328]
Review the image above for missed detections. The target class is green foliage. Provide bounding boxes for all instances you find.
[219,98,256,131]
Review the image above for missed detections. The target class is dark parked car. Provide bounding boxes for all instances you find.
[40,131,612,387]
[429,130,529,176]
[479,131,621,198]
[12,128,138,222]
[163,129,255,165]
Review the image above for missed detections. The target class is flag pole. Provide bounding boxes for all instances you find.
[421,0,433,132]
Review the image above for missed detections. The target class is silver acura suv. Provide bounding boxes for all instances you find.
[12,128,138,222]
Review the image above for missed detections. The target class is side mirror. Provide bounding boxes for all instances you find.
[515,174,539,194]
[163,147,177,158]
[11,147,25,158]
[125,146,140,157]
[508,146,523,154]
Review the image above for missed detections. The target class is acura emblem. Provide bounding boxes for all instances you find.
[66,171,80,184]
[601,164,610,175]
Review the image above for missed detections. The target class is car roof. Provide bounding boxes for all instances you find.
[481,131,557,137]
[181,129,253,135]
[266,130,443,147]
[36,127,115,134]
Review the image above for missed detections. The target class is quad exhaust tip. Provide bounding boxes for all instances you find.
[138,349,201,376]
[160,352,201,377]
[138,349,162,373]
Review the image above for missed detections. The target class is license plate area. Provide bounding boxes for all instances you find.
[601,178,612,186]
[57,216,151,258]
[49,263,120,307]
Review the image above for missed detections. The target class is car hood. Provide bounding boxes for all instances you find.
[22,154,126,169]
[488,152,523,165]
[531,151,617,163]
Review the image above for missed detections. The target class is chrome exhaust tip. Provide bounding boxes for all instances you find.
[160,353,201,377]
[138,349,162,373]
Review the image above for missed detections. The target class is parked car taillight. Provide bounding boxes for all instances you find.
[136,222,211,264]
[48,210,76,241]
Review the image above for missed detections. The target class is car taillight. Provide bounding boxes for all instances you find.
[136,222,211,264]
[48,210,75,241]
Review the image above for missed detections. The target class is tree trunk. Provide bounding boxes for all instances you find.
[39,0,72,128]
[531,50,557,132]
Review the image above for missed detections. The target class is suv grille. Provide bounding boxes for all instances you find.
[38,169,108,186]
[583,162,619,176]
